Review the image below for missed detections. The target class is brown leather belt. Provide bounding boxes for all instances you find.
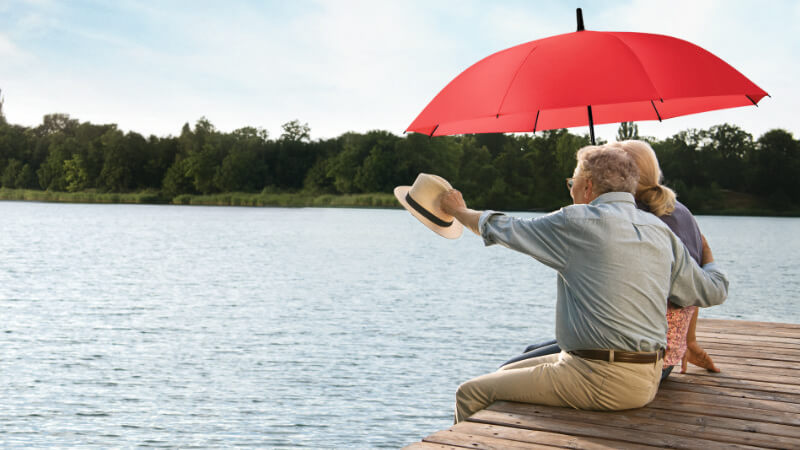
[569,349,664,364]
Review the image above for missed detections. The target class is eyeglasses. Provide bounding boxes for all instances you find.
[566,177,575,190]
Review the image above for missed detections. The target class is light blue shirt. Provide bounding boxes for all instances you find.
[479,192,728,353]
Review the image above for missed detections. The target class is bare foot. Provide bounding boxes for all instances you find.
[686,341,720,373]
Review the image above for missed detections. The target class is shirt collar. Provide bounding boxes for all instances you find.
[590,192,636,206]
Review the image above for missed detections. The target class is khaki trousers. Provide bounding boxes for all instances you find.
[455,351,663,423]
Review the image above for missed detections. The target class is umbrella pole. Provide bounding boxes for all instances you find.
[578,9,595,145]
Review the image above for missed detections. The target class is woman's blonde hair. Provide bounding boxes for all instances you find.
[609,140,676,216]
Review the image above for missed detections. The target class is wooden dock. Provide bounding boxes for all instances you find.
[405,319,800,449]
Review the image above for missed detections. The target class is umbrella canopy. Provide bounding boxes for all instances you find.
[406,9,768,143]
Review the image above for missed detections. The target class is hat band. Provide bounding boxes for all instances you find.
[405,193,453,228]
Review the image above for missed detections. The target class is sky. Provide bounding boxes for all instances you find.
[1,0,798,143]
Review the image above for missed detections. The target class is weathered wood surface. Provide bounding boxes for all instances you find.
[405,318,800,449]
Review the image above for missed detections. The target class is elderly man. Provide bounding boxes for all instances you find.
[440,145,728,423]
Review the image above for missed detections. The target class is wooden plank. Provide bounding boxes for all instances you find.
[470,408,764,450]
[404,442,464,450]
[697,335,800,350]
[422,429,557,449]
[698,335,800,350]
[700,342,800,359]
[678,361,800,379]
[667,366,800,386]
[451,422,658,450]
[696,331,800,345]
[697,361,800,377]
[697,327,800,339]
[652,386,800,413]
[595,399,800,440]
[674,352,800,377]
[660,379,800,407]
[488,401,800,448]
[695,346,800,363]
[667,374,800,395]
[666,372,800,395]
[698,318,800,331]
[696,325,800,336]
[703,354,800,370]
[647,396,800,426]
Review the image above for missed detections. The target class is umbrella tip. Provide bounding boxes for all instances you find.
[576,8,585,31]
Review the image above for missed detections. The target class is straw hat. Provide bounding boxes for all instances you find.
[394,173,463,239]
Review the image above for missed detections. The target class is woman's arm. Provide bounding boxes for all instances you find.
[681,234,720,373]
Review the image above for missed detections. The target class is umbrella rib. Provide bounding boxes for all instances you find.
[650,100,663,122]
[496,46,538,118]
[746,95,758,106]
[428,124,440,138]
[533,110,540,134]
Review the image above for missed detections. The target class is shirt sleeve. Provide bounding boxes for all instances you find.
[667,236,729,308]
[478,209,571,271]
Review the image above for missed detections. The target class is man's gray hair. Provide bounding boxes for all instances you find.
[575,145,639,195]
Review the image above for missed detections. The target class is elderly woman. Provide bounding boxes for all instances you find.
[503,140,720,379]
[441,144,727,423]
[615,140,719,376]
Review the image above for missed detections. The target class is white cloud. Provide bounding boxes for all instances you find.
[0,32,25,58]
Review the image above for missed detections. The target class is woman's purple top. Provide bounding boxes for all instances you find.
[639,200,702,265]
[639,199,704,366]
[656,201,703,265]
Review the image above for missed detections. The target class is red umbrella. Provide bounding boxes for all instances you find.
[406,9,768,144]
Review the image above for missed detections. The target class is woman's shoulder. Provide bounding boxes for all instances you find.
[670,200,698,224]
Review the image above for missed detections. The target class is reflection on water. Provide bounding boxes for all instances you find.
[1,202,798,447]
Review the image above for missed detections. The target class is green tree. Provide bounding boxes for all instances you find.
[63,154,89,192]
[303,158,334,193]
[162,158,196,197]
[702,124,753,191]
[36,113,79,136]
[525,130,578,209]
[167,118,226,195]
[140,135,178,189]
[453,136,497,207]
[0,88,5,126]
[326,133,373,193]
[354,145,398,192]
[652,129,709,190]
[393,133,461,187]
[16,163,37,188]
[616,122,639,141]
[98,129,131,191]
[1,158,21,187]
[280,120,311,142]
[213,126,270,192]
[751,129,799,207]
[37,137,80,190]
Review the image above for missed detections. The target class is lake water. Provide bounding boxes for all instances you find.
[1,201,798,447]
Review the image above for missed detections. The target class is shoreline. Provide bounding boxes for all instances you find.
[1,188,799,217]
[0,188,398,209]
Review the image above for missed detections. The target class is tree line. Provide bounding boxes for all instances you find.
[0,105,798,212]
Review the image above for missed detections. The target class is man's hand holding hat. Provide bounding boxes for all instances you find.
[439,188,481,236]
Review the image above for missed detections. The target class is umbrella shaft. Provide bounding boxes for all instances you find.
[587,106,596,145]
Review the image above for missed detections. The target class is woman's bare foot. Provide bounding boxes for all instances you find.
[685,341,720,373]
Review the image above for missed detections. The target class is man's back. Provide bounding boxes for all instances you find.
[557,193,677,352]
